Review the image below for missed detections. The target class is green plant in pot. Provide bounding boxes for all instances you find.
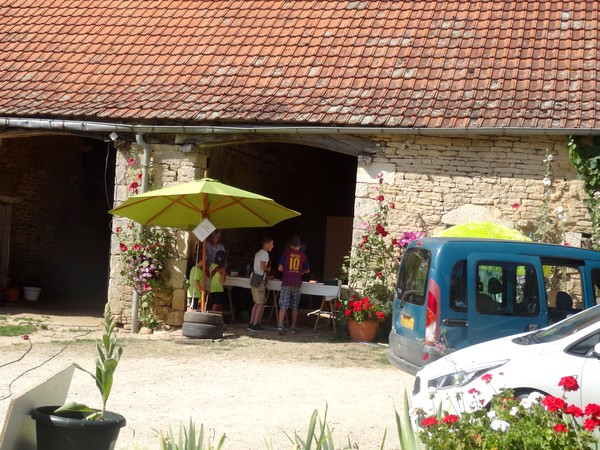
[30,304,126,450]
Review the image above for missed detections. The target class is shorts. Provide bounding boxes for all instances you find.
[279,285,301,310]
[210,291,226,306]
[187,297,199,309]
[251,283,267,304]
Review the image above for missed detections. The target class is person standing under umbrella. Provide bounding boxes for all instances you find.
[248,236,274,332]
[277,236,310,335]
[206,230,226,268]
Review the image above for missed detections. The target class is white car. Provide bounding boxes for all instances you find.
[411,304,600,417]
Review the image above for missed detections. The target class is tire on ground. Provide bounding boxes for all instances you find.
[184,311,224,326]
[182,322,223,339]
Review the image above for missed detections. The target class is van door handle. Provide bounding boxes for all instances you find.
[443,318,468,327]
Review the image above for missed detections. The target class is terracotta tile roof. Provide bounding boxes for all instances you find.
[0,1,598,129]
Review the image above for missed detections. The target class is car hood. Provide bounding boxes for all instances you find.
[418,332,544,378]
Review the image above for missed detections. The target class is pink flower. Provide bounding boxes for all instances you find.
[511,202,520,209]
[128,157,135,166]
[119,243,127,252]
[481,373,493,384]
[115,226,122,233]
[133,243,142,251]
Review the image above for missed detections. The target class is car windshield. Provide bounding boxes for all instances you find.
[528,305,600,344]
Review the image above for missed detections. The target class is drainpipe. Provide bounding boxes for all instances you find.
[129,133,151,334]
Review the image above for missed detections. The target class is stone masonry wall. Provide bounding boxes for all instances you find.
[108,143,209,328]
[353,134,589,245]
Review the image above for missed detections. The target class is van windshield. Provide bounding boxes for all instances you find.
[396,247,431,306]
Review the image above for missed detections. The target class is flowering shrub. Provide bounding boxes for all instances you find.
[342,295,387,323]
[116,222,172,329]
[340,172,424,325]
[418,374,600,449]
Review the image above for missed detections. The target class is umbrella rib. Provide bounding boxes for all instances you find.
[207,197,275,225]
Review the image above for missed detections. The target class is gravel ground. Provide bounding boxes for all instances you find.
[0,308,415,450]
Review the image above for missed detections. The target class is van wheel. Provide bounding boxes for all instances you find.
[184,311,223,326]
[182,322,223,339]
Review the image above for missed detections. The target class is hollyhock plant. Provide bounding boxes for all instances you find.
[340,172,425,330]
[417,375,600,449]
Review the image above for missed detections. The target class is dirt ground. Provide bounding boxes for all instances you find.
[0,304,415,450]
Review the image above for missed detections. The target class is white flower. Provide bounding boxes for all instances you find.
[490,419,510,432]
[556,206,564,213]
[487,410,496,419]
[509,406,519,416]
[520,391,544,409]
[543,177,552,186]
[547,154,554,161]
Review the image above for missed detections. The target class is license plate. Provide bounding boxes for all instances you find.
[400,315,414,330]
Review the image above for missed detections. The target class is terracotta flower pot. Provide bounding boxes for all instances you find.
[347,319,379,342]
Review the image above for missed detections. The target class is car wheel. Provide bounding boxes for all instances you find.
[182,322,223,339]
[184,311,223,326]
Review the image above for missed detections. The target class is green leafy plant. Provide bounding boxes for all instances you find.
[116,222,172,329]
[55,304,123,420]
[158,419,226,450]
[417,375,600,450]
[341,172,424,326]
[568,135,600,250]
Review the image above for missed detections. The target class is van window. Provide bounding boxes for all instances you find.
[593,270,600,305]
[475,262,540,317]
[450,261,467,311]
[396,247,431,306]
[541,261,583,309]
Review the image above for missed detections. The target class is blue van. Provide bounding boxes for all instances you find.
[388,237,600,374]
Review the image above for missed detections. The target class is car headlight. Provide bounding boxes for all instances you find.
[427,362,507,390]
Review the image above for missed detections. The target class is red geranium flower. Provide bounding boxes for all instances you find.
[421,416,438,427]
[511,202,520,209]
[128,157,135,166]
[376,311,385,320]
[584,417,600,432]
[584,403,600,417]
[565,405,583,417]
[119,243,127,252]
[553,423,568,433]
[558,376,579,392]
[481,374,493,384]
[133,243,142,251]
[442,414,459,425]
[129,181,139,191]
[542,395,567,412]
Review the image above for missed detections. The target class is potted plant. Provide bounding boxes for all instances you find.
[30,304,126,450]
[340,294,387,342]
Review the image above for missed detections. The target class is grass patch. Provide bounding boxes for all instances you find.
[0,323,37,336]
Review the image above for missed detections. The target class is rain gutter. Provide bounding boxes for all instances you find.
[0,117,598,136]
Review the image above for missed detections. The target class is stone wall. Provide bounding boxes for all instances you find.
[107,143,210,328]
[353,134,588,244]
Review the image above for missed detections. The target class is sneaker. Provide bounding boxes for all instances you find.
[277,326,286,335]
[288,328,297,334]
[247,323,253,331]
[252,324,266,332]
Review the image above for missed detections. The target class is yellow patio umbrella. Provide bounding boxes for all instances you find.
[109,177,301,310]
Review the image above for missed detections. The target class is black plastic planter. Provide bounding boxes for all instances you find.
[31,406,126,450]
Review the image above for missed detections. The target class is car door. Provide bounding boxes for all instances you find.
[467,253,546,346]
[574,333,600,408]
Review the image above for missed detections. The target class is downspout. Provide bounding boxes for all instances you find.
[130,133,151,334]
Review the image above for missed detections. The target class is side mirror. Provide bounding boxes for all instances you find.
[593,343,600,359]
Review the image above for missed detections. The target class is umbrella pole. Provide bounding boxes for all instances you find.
[200,239,207,311]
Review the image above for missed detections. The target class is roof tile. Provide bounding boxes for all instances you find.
[0,1,597,129]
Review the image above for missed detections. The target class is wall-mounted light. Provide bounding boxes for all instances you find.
[357,153,373,165]
[109,132,119,141]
